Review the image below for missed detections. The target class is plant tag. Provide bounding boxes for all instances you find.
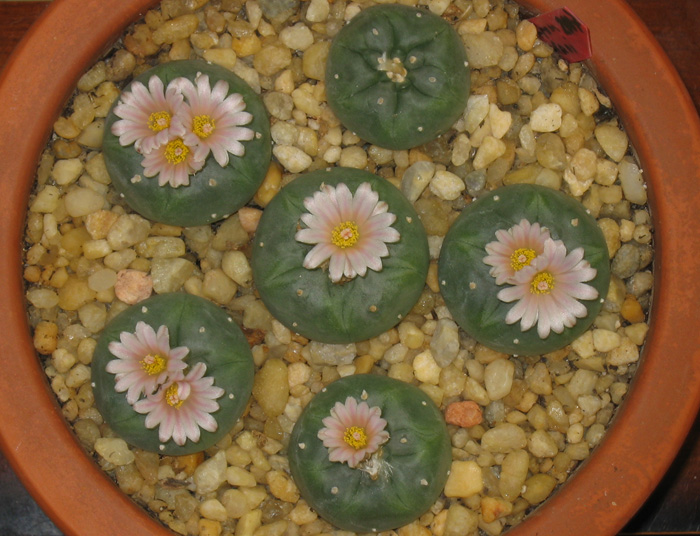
[529,7,592,63]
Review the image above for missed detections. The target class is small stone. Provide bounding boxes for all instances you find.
[430,170,465,201]
[611,243,641,279]
[444,460,483,497]
[429,318,460,367]
[413,350,441,385]
[618,159,647,204]
[194,450,228,495]
[530,103,563,132]
[272,145,312,173]
[595,124,628,162]
[445,401,483,427]
[401,161,436,203]
[484,358,515,400]
[473,136,506,169]
[94,437,135,466]
[488,103,512,139]
[607,336,640,366]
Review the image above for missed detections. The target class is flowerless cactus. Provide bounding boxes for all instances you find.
[251,167,430,343]
[288,374,452,532]
[103,60,271,226]
[325,3,471,150]
[438,184,611,355]
[91,293,254,455]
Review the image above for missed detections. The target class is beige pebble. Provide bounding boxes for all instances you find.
[430,170,465,201]
[413,350,441,385]
[94,437,134,465]
[203,48,237,70]
[306,0,330,22]
[595,123,628,162]
[607,336,640,366]
[515,20,537,50]
[200,499,228,522]
[51,158,84,186]
[444,460,483,498]
[473,136,506,169]
[115,269,152,304]
[480,423,527,453]
[484,358,515,400]
[272,145,312,173]
[530,103,563,132]
[253,358,289,417]
[489,103,512,139]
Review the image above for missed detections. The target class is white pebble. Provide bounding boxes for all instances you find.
[430,170,465,201]
[529,103,563,132]
[273,145,312,173]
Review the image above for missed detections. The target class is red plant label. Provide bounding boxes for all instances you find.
[529,7,592,63]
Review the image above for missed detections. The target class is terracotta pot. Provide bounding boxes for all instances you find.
[0,1,698,535]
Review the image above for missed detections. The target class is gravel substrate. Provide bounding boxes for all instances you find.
[23,0,653,534]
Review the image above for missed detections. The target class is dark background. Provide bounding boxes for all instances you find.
[0,1,698,535]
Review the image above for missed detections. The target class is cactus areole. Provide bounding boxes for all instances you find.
[288,374,452,532]
[251,168,429,343]
[438,184,611,355]
[92,293,254,455]
[102,60,271,227]
[325,3,471,150]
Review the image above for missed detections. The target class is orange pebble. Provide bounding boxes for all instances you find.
[445,400,483,428]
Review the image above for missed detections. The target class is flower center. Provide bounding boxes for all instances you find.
[165,383,186,409]
[343,426,368,450]
[331,221,359,248]
[140,354,166,376]
[164,139,189,165]
[192,114,216,139]
[531,271,555,295]
[510,247,537,271]
[148,111,171,132]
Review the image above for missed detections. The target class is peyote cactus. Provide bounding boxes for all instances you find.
[287,374,452,533]
[250,167,430,344]
[102,60,271,227]
[91,293,254,455]
[438,184,611,355]
[325,3,471,150]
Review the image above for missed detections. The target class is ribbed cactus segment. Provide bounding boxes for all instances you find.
[251,167,430,343]
[92,293,254,455]
[102,60,271,226]
[325,4,470,150]
[288,374,452,532]
[438,184,611,355]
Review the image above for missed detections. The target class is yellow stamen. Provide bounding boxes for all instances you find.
[510,247,537,271]
[343,426,368,450]
[164,139,189,165]
[165,383,184,409]
[192,114,216,139]
[140,354,166,376]
[148,111,171,132]
[530,272,555,295]
[331,221,359,248]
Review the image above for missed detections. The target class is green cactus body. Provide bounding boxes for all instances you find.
[102,60,271,227]
[92,293,254,455]
[325,4,471,150]
[250,168,429,344]
[438,184,611,355]
[288,374,452,533]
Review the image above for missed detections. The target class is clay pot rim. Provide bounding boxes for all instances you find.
[0,1,698,535]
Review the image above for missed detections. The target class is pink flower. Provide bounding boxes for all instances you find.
[295,182,400,282]
[141,135,205,188]
[106,322,189,405]
[173,73,255,167]
[497,238,599,339]
[111,75,187,154]
[483,219,551,285]
[133,362,224,446]
[317,396,390,468]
